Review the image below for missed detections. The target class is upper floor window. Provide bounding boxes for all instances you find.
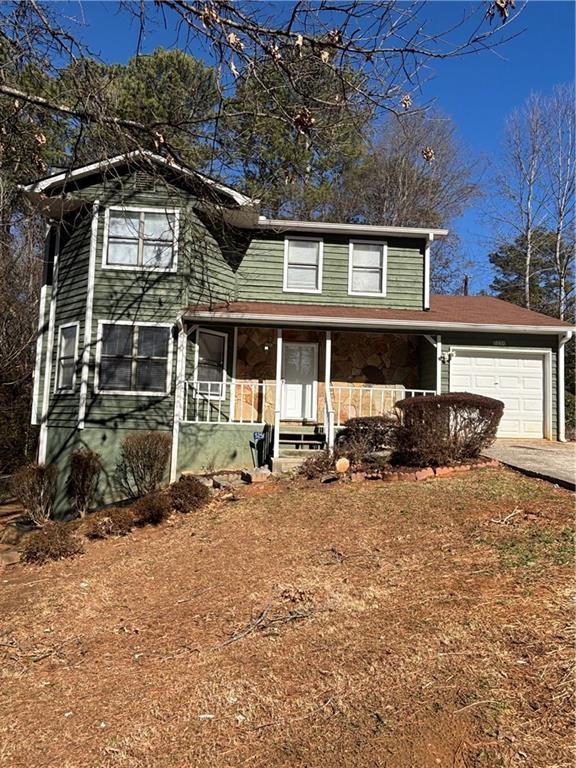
[195,329,227,399]
[348,241,387,296]
[97,322,172,394]
[283,238,323,293]
[55,323,79,392]
[103,208,179,271]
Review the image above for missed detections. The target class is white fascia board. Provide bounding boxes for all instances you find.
[256,217,448,240]
[184,310,572,335]
[23,150,255,207]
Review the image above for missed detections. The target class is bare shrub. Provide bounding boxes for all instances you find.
[116,432,172,498]
[336,415,397,466]
[83,507,134,539]
[10,463,58,527]
[298,450,335,480]
[21,521,84,564]
[169,476,211,513]
[133,493,171,526]
[394,393,504,466]
[66,448,102,518]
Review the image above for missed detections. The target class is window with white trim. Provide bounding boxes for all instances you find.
[105,209,177,269]
[349,241,387,295]
[98,324,171,393]
[56,324,78,391]
[284,238,322,292]
[196,329,227,398]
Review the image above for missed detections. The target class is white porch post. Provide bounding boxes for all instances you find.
[170,319,188,482]
[325,330,334,449]
[558,331,572,442]
[229,326,238,422]
[273,329,283,459]
[436,334,442,394]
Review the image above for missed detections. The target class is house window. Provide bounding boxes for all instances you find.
[284,238,322,293]
[196,329,227,398]
[349,241,387,296]
[56,324,78,391]
[98,323,171,394]
[105,208,178,270]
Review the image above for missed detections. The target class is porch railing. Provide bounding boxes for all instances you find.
[183,381,436,428]
[331,385,436,427]
[183,381,274,425]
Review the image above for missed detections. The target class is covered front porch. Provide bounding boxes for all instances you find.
[171,323,439,473]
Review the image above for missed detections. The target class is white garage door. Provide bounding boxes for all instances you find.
[450,351,544,438]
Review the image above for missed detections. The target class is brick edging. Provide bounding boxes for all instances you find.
[350,458,500,483]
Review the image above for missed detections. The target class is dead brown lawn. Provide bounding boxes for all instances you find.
[0,467,573,768]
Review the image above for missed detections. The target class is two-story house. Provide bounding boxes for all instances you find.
[24,151,573,509]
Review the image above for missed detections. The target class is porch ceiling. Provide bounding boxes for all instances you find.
[182,296,573,334]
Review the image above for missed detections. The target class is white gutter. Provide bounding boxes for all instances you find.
[255,217,448,239]
[183,309,573,336]
[558,330,573,442]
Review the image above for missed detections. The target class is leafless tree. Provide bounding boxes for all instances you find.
[542,84,575,320]
[490,85,575,316]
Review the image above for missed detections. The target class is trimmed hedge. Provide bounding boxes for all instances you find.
[133,493,171,526]
[21,522,84,564]
[394,392,504,467]
[169,476,211,513]
[84,507,135,539]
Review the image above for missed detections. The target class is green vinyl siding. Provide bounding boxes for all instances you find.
[46,209,91,428]
[439,332,558,439]
[235,233,425,309]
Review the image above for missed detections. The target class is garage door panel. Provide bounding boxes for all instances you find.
[450,351,544,438]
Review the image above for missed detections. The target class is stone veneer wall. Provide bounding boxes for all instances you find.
[233,328,420,423]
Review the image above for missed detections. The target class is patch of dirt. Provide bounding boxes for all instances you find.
[0,467,573,767]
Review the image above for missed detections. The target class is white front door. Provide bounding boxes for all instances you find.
[282,342,318,420]
[450,351,545,438]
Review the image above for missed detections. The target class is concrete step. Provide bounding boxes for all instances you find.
[279,447,325,458]
[271,456,310,473]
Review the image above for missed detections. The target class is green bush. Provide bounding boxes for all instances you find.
[67,448,102,518]
[133,493,171,526]
[83,507,134,539]
[21,521,84,564]
[10,463,58,527]
[115,431,172,498]
[169,475,211,513]
[394,392,504,466]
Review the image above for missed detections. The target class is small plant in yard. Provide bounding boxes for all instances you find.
[67,448,102,518]
[10,463,58,527]
[298,449,335,479]
[394,393,504,467]
[336,415,397,466]
[169,475,211,513]
[21,521,84,564]
[115,431,172,498]
[133,492,171,526]
[83,507,135,539]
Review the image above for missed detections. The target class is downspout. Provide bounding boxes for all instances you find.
[558,330,573,442]
[170,317,196,482]
[423,234,433,310]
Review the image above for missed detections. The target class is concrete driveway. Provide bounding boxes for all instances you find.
[484,440,576,490]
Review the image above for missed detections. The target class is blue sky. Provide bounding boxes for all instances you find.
[73,1,575,293]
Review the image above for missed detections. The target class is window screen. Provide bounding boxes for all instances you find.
[56,325,78,391]
[285,239,321,291]
[350,242,386,294]
[99,324,170,393]
[106,210,176,269]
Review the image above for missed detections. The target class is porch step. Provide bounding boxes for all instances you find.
[271,456,310,474]
[278,430,326,452]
